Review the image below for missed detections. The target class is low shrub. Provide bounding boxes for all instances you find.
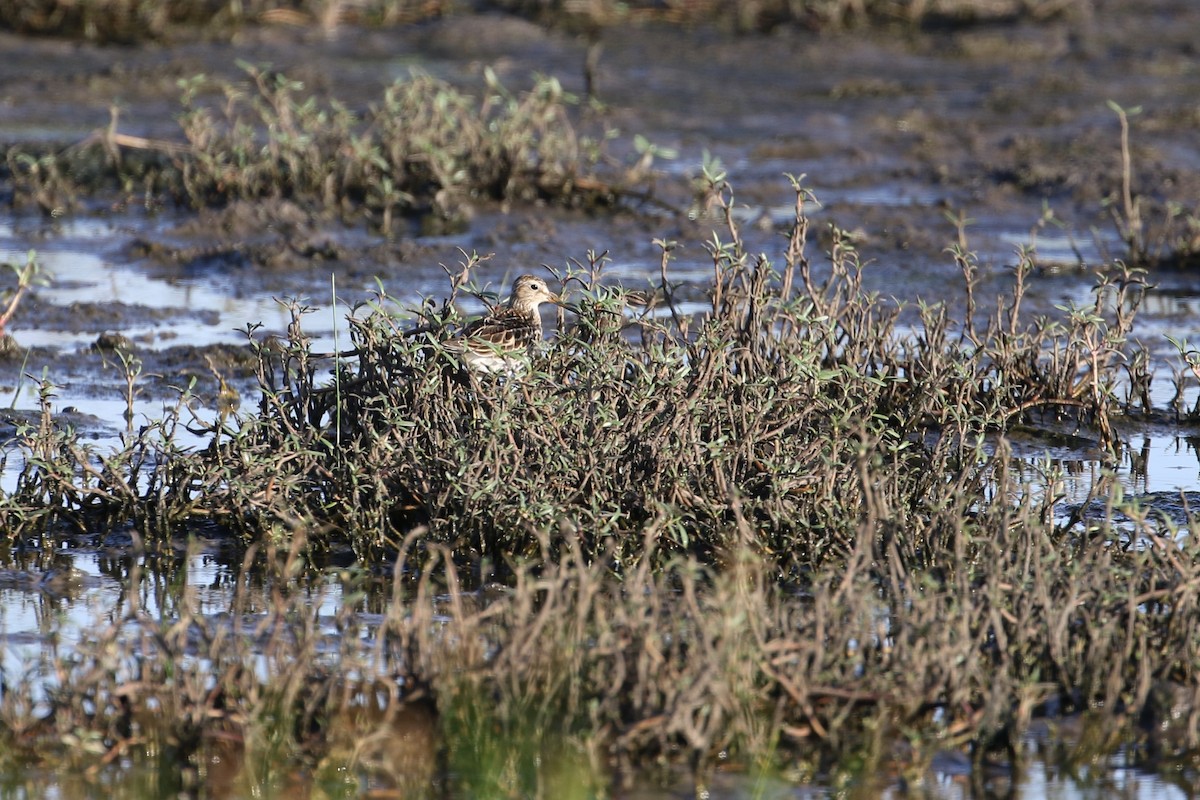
[5,64,645,230]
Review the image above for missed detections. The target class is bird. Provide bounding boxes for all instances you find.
[444,274,561,374]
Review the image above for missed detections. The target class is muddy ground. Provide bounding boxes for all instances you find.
[0,0,1198,414]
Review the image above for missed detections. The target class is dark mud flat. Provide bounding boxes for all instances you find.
[1,0,1198,282]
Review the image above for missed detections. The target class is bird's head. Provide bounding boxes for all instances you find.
[508,274,561,313]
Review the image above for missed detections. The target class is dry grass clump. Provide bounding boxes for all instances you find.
[4,482,1200,794]
[5,64,643,230]
[3,174,1200,792]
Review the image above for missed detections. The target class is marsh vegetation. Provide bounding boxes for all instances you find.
[4,171,1200,797]
[3,0,1200,797]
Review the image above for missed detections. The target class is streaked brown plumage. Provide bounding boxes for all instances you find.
[445,274,560,373]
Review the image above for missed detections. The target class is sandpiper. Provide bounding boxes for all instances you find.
[445,274,561,373]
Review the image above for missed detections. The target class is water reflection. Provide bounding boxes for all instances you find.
[0,242,337,351]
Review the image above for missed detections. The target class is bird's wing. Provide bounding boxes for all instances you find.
[459,309,539,352]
